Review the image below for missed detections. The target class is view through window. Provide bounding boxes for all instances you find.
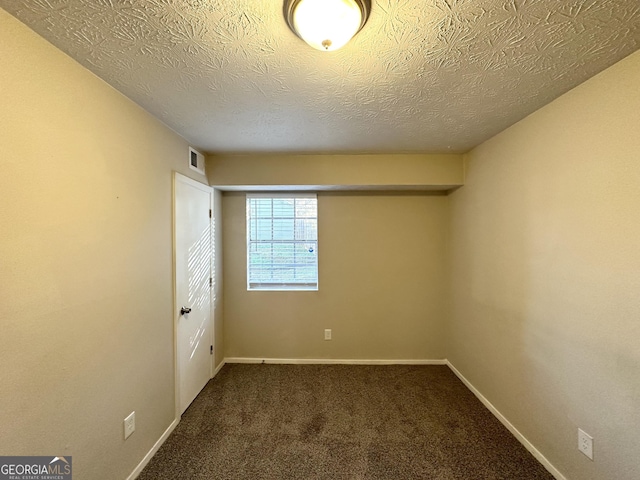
[246,194,318,290]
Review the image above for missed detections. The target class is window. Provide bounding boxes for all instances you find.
[246,194,318,291]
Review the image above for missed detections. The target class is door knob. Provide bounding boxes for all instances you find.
[180,307,192,316]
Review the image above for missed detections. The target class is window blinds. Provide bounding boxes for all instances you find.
[246,194,318,290]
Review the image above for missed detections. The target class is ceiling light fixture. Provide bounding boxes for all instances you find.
[283,0,371,52]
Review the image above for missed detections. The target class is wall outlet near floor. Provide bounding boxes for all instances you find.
[124,411,136,440]
[324,329,332,340]
[578,428,593,460]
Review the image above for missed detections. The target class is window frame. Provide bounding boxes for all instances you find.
[246,193,319,292]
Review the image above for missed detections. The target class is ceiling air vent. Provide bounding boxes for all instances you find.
[188,147,205,175]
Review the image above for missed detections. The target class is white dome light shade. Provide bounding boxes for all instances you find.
[285,0,371,51]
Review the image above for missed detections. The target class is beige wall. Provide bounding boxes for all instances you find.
[448,50,640,480]
[0,10,212,480]
[223,192,448,360]
[208,153,463,191]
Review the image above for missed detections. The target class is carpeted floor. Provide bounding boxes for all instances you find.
[138,364,553,480]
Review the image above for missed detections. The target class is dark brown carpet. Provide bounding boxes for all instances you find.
[138,364,553,480]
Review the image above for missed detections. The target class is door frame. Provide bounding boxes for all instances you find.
[172,171,214,419]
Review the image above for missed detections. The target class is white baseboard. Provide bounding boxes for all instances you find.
[126,418,178,480]
[446,361,567,480]
[224,357,447,365]
[213,359,226,376]
[128,360,226,480]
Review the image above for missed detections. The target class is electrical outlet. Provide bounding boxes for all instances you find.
[124,411,136,440]
[578,428,593,460]
[324,329,332,340]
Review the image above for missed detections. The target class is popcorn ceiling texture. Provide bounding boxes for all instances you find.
[3,0,639,153]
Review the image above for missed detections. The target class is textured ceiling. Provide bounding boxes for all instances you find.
[2,0,639,154]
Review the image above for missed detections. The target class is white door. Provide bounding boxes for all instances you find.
[174,173,213,415]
